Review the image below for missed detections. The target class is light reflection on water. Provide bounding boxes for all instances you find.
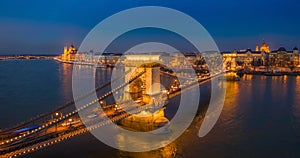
[1,60,300,157]
[114,75,300,158]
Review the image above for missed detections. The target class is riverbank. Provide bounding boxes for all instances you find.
[0,55,57,60]
[243,70,300,76]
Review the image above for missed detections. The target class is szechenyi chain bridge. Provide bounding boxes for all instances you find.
[0,53,226,158]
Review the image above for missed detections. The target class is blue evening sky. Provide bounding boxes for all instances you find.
[0,0,299,55]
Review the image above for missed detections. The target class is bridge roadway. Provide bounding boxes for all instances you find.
[0,70,225,158]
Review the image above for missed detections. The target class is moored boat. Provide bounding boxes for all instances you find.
[264,70,283,76]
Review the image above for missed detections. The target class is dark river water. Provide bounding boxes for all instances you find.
[1,60,300,158]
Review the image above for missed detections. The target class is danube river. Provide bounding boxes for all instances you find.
[1,60,300,158]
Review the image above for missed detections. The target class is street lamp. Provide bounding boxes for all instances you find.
[68,118,73,128]
[52,112,62,132]
[52,112,62,120]
[99,100,106,105]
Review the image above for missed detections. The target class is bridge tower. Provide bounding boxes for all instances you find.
[122,54,162,103]
[222,51,237,71]
[119,54,170,132]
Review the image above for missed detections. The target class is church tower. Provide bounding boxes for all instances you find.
[255,43,259,51]
[260,40,270,53]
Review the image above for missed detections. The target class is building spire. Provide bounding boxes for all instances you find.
[255,43,259,51]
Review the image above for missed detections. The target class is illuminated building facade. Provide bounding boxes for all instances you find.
[268,47,299,67]
[61,44,78,62]
[222,40,299,70]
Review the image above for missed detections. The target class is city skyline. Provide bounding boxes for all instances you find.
[0,0,300,55]
[1,2,300,157]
